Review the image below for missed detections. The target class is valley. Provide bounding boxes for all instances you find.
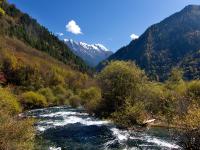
[0,1,199,150]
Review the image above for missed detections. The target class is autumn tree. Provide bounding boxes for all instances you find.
[97,61,147,116]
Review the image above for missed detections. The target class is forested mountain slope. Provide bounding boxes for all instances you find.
[0,1,89,71]
[98,5,200,81]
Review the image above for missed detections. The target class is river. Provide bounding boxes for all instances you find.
[24,106,181,150]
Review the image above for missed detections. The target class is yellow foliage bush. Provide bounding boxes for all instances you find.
[0,8,5,16]
[0,87,21,115]
[0,111,35,150]
[0,87,35,150]
[97,61,147,116]
[80,87,102,114]
[111,102,148,127]
[21,91,47,109]
[187,80,200,100]
[38,87,56,105]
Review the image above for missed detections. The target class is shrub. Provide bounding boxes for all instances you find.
[52,85,69,105]
[97,61,147,116]
[69,95,81,108]
[52,85,66,95]
[176,104,200,149]
[1,53,44,89]
[187,80,200,102]
[142,83,178,121]
[1,52,18,84]
[141,83,166,115]
[111,102,147,127]
[38,88,56,105]
[65,89,74,98]
[0,111,35,150]
[0,8,5,16]
[168,68,184,84]
[46,69,65,86]
[21,91,47,109]
[0,88,35,150]
[0,87,21,115]
[80,87,101,114]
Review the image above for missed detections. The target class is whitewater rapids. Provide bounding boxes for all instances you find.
[25,106,181,150]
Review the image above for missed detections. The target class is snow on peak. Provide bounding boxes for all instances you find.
[64,39,113,67]
[64,39,78,44]
[79,42,98,50]
[94,44,109,51]
[78,42,109,52]
[64,39,111,53]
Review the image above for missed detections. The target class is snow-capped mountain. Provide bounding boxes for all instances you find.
[64,39,113,67]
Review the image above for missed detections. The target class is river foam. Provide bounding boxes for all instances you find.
[34,110,110,132]
[25,106,181,150]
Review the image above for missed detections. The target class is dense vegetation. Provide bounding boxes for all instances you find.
[98,5,200,81]
[0,87,35,150]
[87,61,200,149]
[0,37,95,108]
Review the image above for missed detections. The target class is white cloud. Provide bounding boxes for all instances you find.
[66,20,82,35]
[130,33,139,40]
[56,32,64,36]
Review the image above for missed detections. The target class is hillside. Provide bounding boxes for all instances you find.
[0,36,92,91]
[0,25,95,150]
[0,1,89,71]
[0,1,94,107]
[65,39,113,67]
[98,5,200,81]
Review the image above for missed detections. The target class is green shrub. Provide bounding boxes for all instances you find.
[97,61,147,116]
[0,87,21,115]
[21,91,47,109]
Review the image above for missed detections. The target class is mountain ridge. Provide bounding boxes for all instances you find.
[65,39,113,67]
[98,4,200,81]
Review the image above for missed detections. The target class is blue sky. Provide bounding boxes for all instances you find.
[8,0,200,52]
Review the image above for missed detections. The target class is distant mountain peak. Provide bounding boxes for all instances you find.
[64,39,113,67]
[64,39,110,52]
